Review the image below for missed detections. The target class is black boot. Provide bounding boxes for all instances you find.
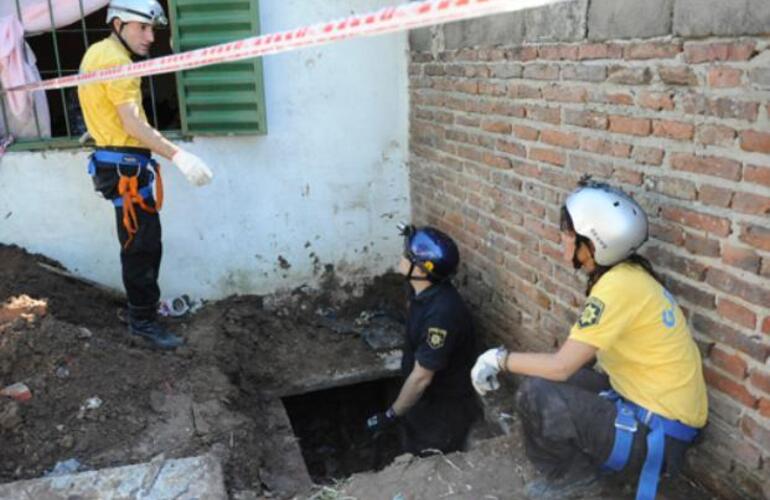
[129,319,183,350]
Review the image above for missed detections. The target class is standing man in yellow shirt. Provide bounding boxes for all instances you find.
[78,0,213,350]
[471,179,707,500]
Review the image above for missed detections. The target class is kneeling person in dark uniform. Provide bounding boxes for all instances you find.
[367,224,480,455]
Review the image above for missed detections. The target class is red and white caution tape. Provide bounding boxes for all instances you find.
[3,0,564,94]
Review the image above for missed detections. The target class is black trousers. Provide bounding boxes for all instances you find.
[92,154,162,321]
[401,393,481,456]
[515,369,691,479]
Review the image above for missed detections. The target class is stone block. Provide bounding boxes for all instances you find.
[443,12,525,49]
[523,0,588,42]
[409,27,432,52]
[588,0,673,40]
[674,0,770,36]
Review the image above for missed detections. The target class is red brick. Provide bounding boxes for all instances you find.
[717,297,757,329]
[612,167,644,186]
[708,67,743,88]
[652,120,695,140]
[526,105,561,125]
[609,115,651,136]
[505,46,538,62]
[693,314,767,361]
[512,125,540,141]
[760,398,770,418]
[632,146,664,166]
[569,154,613,177]
[624,42,681,60]
[523,63,560,80]
[739,224,770,252]
[481,120,513,134]
[659,66,698,86]
[529,147,565,166]
[564,109,607,130]
[541,129,580,149]
[707,268,770,308]
[744,164,770,188]
[763,316,770,335]
[607,66,652,85]
[684,41,757,63]
[454,80,479,94]
[679,95,759,121]
[741,415,770,450]
[646,245,707,280]
[684,233,721,257]
[508,83,541,99]
[704,366,757,408]
[695,124,737,147]
[740,130,770,154]
[491,102,526,118]
[538,44,578,60]
[661,205,732,236]
[496,139,526,157]
[650,176,697,201]
[478,48,505,61]
[749,370,770,396]
[709,345,749,379]
[698,185,733,208]
[481,153,512,169]
[581,137,631,158]
[637,90,674,110]
[732,192,770,216]
[650,222,684,245]
[669,154,741,180]
[541,84,587,103]
[577,43,622,60]
[478,81,507,96]
[606,92,634,105]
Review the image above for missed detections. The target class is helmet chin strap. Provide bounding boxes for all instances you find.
[405,261,431,283]
[112,20,145,59]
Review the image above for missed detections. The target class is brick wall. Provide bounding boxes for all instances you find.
[407,3,770,498]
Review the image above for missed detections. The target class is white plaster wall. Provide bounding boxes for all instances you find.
[0,0,409,300]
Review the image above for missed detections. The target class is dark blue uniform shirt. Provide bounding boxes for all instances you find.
[402,281,477,399]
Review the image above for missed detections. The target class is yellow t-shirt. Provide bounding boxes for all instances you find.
[78,37,148,147]
[569,262,708,428]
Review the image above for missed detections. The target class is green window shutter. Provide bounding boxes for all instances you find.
[169,0,267,135]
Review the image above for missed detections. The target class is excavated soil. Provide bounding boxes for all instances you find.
[0,244,720,499]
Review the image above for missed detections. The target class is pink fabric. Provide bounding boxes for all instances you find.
[0,0,109,137]
[0,0,109,34]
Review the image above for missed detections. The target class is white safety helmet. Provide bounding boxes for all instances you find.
[107,0,168,26]
[563,181,648,266]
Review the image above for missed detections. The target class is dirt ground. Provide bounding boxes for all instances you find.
[0,244,720,499]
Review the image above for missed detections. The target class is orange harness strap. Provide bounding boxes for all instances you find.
[117,164,164,249]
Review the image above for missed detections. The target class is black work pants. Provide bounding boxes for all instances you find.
[515,369,691,480]
[401,393,481,456]
[91,153,162,321]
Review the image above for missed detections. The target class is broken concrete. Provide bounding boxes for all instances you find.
[0,454,227,500]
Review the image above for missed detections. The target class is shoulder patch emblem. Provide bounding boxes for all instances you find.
[427,327,448,349]
[578,297,605,328]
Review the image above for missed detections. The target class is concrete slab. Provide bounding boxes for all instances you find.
[524,0,588,42]
[443,12,526,49]
[0,454,226,500]
[588,0,673,40]
[673,0,770,36]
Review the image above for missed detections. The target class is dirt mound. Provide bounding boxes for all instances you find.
[0,244,404,497]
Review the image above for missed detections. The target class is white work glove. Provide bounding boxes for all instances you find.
[471,347,507,396]
[172,149,213,187]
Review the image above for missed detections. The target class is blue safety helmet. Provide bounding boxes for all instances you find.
[399,223,460,282]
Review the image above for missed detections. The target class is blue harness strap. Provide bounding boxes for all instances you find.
[87,150,158,206]
[600,390,699,500]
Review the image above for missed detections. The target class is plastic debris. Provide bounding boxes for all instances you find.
[158,295,192,317]
[83,397,103,410]
[45,458,82,477]
[0,382,31,402]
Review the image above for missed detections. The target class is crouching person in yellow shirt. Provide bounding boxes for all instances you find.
[471,178,707,500]
[78,0,213,350]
